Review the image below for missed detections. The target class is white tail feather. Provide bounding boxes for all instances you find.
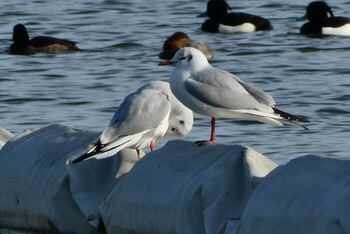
[232,109,307,128]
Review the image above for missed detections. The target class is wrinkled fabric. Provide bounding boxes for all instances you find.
[237,155,350,234]
[100,140,277,234]
[0,124,140,233]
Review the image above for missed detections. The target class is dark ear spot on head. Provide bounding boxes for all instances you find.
[188,55,193,62]
[179,120,185,125]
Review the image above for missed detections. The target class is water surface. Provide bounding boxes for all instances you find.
[1,0,350,169]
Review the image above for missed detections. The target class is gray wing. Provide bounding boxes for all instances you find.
[140,81,193,137]
[185,67,275,110]
[100,89,170,144]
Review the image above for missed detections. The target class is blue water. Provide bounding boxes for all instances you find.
[1,0,350,169]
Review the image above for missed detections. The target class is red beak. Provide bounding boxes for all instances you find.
[158,60,174,66]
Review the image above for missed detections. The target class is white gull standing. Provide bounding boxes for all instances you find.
[159,47,309,145]
[72,81,193,163]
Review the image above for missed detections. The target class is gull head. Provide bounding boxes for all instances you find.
[159,47,209,71]
[166,105,193,137]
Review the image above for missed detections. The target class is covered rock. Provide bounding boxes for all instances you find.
[236,155,350,234]
[0,124,141,233]
[0,124,279,234]
[99,140,277,234]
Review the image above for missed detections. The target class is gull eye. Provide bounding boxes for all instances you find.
[171,127,176,131]
[179,56,186,60]
[188,55,193,62]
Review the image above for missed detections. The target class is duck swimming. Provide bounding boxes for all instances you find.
[299,1,350,36]
[9,24,80,55]
[159,32,214,60]
[198,0,273,33]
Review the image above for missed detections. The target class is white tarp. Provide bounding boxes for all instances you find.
[0,124,140,233]
[236,155,350,234]
[0,124,278,234]
[100,140,277,234]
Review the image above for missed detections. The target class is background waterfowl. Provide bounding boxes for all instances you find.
[159,32,214,60]
[299,1,350,36]
[198,0,273,33]
[9,24,80,55]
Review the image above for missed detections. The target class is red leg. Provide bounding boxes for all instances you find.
[137,149,141,160]
[150,141,155,151]
[195,117,217,146]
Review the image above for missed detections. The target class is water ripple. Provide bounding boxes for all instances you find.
[0,0,349,168]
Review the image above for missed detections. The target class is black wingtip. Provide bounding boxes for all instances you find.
[272,107,310,123]
[71,141,103,164]
[71,152,91,164]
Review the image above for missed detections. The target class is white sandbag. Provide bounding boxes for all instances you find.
[99,140,277,234]
[0,127,14,149]
[67,148,143,229]
[0,124,141,233]
[236,155,350,234]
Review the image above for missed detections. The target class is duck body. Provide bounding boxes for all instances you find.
[10,24,80,55]
[201,12,273,33]
[300,1,350,36]
[199,0,273,33]
[300,17,350,35]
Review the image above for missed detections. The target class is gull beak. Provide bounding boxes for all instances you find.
[158,60,174,66]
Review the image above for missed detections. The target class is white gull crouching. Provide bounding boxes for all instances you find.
[72,81,193,163]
